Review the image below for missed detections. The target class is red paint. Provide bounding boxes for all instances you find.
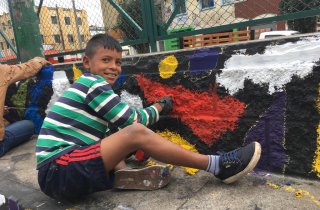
[136,75,245,146]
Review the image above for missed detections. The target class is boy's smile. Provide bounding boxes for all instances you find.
[83,47,122,85]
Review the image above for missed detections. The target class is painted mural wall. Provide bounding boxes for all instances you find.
[6,33,320,179]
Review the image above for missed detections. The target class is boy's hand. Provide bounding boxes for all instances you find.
[156,96,173,114]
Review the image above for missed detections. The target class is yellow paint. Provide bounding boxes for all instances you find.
[267,182,280,189]
[313,85,320,178]
[295,189,310,198]
[147,130,199,175]
[267,182,320,206]
[72,64,83,81]
[158,55,178,79]
[283,186,295,192]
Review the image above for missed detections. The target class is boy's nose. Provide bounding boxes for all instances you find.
[110,61,117,69]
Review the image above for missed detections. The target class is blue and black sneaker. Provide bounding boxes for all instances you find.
[216,141,261,184]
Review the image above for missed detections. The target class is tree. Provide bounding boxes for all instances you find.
[113,0,149,54]
[279,0,320,33]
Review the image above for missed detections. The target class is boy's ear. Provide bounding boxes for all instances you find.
[83,56,90,69]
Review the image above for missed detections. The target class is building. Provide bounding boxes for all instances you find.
[234,0,285,38]
[38,6,90,51]
[162,0,237,30]
[100,0,124,39]
[0,6,90,61]
[0,12,15,59]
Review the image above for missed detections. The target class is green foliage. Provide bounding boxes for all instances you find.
[11,80,29,118]
[279,0,320,33]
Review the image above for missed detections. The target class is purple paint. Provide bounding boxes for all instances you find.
[188,47,221,73]
[245,91,287,172]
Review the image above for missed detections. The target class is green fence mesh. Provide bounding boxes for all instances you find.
[0,0,319,62]
[0,0,16,62]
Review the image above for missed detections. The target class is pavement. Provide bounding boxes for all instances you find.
[1,136,320,210]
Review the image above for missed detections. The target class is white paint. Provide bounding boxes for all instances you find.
[217,36,320,94]
[143,180,152,187]
[46,71,71,113]
[116,204,134,210]
[0,194,5,206]
[159,180,164,187]
[120,90,143,109]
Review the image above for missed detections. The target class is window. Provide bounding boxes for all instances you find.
[222,0,235,5]
[65,17,71,25]
[201,0,214,9]
[77,17,82,25]
[173,0,186,14]
[54,35,61,43]
[67,34,74,43]
[51,16,57,24]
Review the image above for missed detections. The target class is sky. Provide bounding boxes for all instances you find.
[0,0,104,27]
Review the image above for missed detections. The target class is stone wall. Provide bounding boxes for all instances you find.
[7,33,320,179]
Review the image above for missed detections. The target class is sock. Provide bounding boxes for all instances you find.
[206,155,220,175]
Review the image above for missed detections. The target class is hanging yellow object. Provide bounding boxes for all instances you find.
[72,64,83,81]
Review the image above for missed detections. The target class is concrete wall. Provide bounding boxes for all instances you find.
[7,33,320,179]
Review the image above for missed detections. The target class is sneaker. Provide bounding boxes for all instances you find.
[216,141,261,184]
[114,165,172,190]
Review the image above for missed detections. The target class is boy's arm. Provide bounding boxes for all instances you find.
[86,80,170,128]
[10,57,51,83]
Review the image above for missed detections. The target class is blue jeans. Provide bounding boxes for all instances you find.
[0,120,35,157]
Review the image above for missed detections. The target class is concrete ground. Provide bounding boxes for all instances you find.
[1,137,320,210]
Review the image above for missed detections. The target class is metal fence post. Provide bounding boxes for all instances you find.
[142,0,157,52]
[8,0,44,62]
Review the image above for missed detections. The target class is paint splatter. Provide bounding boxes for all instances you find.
[72,64,83,81]
[136,75,245,145]
[217,36,320,94]
[147,130,199,175]
[188,47,220,74]
[158,55,178,79]
[120,90,143,109]
[245,91,287,172]
[45,71,70,114]
[313,85,320,177]
[267,182,320,206]
[25,66,53,133]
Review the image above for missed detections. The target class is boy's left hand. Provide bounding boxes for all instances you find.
[156,96,173,114]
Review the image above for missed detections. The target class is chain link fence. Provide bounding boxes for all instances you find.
[0,0,16,62]
[0,0,319,62]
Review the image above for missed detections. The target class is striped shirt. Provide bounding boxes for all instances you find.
[36,73,159,168]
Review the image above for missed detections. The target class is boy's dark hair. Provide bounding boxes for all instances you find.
[85,34,122,57]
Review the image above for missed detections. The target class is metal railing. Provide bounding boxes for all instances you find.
[0,0,319,63]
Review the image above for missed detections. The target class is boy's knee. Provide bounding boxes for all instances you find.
[126,124,151,138]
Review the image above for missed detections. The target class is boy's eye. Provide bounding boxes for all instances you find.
[117,60,122,65]
[102,58,110,62]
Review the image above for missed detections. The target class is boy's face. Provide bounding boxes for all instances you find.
[83,47,122,85]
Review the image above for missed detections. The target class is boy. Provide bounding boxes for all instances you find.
[36,34,261,200]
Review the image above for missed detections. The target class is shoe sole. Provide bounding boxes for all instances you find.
[114,165,171,190]
[223,141,261,184]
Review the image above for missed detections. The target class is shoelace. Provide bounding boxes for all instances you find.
[220,149,241,166]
